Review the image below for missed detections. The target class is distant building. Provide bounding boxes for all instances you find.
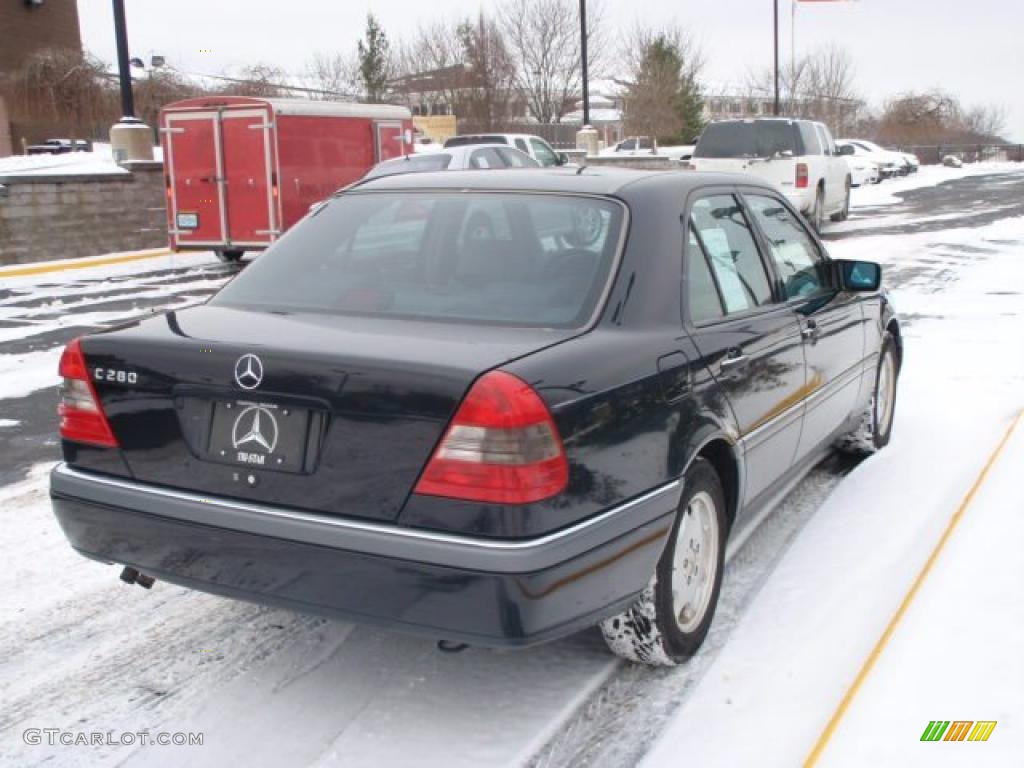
[0,0,83,157]
[0,0,82,75]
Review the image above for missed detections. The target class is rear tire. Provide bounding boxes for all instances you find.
[215,249,244,263]
[831,178,851,222]
[809,186,825,232]
[836,332,899,456]
[600,459,727,666]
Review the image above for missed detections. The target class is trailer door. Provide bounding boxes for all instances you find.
[165,113,225,246]
[221,109,277,246]
[375,121,407,162]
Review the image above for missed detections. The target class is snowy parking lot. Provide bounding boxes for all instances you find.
[1,165,1023,767]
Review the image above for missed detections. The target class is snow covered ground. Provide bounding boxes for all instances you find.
[1,166,1022,767]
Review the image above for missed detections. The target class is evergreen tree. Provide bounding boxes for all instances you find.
[357,13,391,103]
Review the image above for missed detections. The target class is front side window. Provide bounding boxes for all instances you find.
[689,195,773,314]
[470,148,502,169]
[213,192,625,328]
[746,194,829,299]
[530,139,559,166]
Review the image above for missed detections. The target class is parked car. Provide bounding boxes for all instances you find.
[362,145,539,181]
[689,118,852,230]
[837,139,904,179]
[898,151,920,174]
[601,137,695,160]
[50,168,900,667]
[601,136,656,156]
[835,141,881,187]
[26,138,90,155]
[443,133,569,167]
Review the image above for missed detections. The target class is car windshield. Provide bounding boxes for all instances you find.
[694,121,800,159]
[213,192,625,329]
[364,154,453,180]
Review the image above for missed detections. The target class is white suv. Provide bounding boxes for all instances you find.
[689,118,852,230]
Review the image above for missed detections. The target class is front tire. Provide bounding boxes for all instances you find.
[600,459,728,666]
[836,332,899,456]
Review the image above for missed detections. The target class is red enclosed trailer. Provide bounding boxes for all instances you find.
[159,96,413,262]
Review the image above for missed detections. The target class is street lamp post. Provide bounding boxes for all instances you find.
[580,0,590,127]
[112,0,136,120]
[773,0,781,116]
[108,0,154,162]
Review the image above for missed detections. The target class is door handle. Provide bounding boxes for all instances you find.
[801,319,820,343]
[719,350,750,375]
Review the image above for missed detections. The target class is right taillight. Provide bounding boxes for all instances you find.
[414,370,569,505]
[796,163,809,189]
[58,338,118,447]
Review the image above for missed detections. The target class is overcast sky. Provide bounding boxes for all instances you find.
[77,0,1023,141]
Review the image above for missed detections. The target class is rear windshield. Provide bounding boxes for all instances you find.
[364,154,453,179]
[694,121,802,159]
[213,192,625,328]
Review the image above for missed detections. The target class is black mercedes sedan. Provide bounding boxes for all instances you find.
[50,169,901,666]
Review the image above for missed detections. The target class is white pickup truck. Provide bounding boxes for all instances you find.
[688,118,852,230]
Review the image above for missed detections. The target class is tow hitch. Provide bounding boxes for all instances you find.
[120,566,156,589]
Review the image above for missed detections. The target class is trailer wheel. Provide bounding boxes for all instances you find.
[215,249,245,264]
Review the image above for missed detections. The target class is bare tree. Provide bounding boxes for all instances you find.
[878,90,1008,145]
[304,52,359,100]
[1,48,117,142]
[457,13,517,130]
[744,46,862,135]
[395,19,468,114]
[499,0,606,123]
[220,63,288,98]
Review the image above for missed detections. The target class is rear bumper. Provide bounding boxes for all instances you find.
[50,464,680,647]
[782,188,813,213]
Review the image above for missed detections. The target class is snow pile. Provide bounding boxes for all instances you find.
[0,142,163,178]
[851,163,1022,209]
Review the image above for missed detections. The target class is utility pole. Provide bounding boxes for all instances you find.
[112,0,135,119]
[773,0,781,116]
[580,0,590,126]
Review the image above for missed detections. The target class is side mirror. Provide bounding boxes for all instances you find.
[837,259,881,291]
[557,152,569,166]
[838,144,855,156]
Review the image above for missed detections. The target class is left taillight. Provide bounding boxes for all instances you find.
[58,338,118,448]
[413,370,569,505]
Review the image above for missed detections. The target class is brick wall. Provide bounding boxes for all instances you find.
[0,163,168,266]
[0,0,82,74]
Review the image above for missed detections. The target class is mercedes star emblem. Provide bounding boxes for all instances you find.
[231,405,279,453]
[234,354,264,390]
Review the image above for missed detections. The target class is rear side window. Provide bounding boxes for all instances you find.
[514,138,529,153]
[214,192,625,329]
[689,195,773,314]
[799,123,822,155]
[745,194,829,299]
[686,226,725,324]
[694,121,800,159]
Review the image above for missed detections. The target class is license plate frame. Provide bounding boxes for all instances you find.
[206,400,310,473]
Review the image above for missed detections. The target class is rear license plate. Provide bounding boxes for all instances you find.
[176,212,199,230]
[207,400,310,473]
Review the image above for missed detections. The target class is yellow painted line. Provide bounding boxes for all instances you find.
[0,249,173,278]
[804,408,1024,768]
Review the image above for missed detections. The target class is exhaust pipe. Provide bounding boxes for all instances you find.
[119,566,156,589]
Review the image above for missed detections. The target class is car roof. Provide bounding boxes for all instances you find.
[348,167,769,199]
